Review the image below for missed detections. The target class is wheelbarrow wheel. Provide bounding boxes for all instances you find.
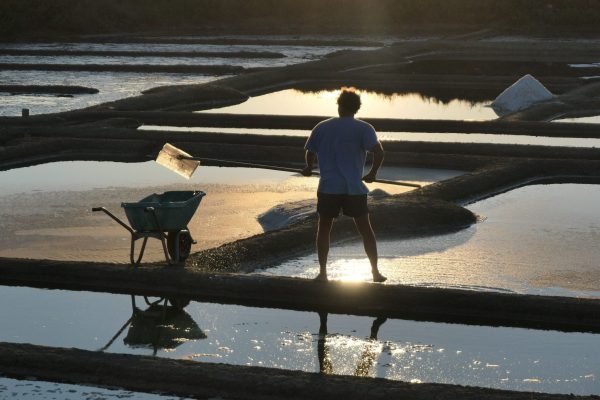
[168,297,191,310]
[167,231,192,263]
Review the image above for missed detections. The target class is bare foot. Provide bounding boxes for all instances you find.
[372,272,387,283]
[314,272,329,282]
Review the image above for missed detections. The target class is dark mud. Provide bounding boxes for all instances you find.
[0,85,98,95]
[70,36,385,47]
[0,48,286,58]
[0,62,245,74]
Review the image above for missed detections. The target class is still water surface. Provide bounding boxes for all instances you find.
[200,89,497,120]
[0,41,377,117]
[0,286,597,395]
[262,184,600,298]
[0,161,443,262]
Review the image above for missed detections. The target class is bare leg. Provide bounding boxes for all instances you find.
[316,215,334,281]
[354,214,386,282]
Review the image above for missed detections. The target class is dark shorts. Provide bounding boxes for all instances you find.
[317,192,368,218]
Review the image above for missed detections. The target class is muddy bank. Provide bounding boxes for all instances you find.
[3,343,594,400]
[2,259,600,332]
[16,110,600,138]
[0,48,286,58]
[0,85,98,95]
[0,62,245,75]
[44,36,385,47]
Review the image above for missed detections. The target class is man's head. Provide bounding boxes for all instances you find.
[337,88,361,116]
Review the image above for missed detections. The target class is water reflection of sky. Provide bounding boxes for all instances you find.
[0,70,214,116]
[0,377,192,400]
[199,89,497,120]
[0,42,377,116]
[262,184,600,298]
[0,286,598,395]
[0,161,293,196]
[0,161,447,262]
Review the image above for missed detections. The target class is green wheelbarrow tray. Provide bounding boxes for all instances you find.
[93,190,206,265]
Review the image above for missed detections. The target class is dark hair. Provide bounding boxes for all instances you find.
[337,88,361,114]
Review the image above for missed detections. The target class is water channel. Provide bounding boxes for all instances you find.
[0,285,597,396]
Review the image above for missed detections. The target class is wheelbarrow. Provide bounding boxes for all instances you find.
[98,295,206,356]
[92,190,205,265]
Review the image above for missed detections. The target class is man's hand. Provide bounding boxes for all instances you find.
[362,171,377,183]
[301,165,313,176]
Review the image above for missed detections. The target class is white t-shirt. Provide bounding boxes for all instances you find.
[305,117,379,195]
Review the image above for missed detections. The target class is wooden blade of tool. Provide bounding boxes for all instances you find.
[155,143,421,188]
[155,143,200,179]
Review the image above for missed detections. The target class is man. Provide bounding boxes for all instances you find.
[302,88,387,283]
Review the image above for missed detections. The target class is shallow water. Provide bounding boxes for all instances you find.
[0,161,448,262]
[0,286,598,395]
[0,41,377,116]
[199,89,497,120]
[0,70,214,116]
[0,377,192,400]
[261,184,600,298]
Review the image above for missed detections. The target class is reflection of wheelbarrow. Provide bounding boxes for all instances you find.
[93,190,205,265]
[99,295,206,356]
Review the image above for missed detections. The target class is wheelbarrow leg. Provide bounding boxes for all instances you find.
[145,206,175,265]
[159,234,172,265]
[130,235,149,265]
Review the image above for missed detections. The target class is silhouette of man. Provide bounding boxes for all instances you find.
[302,88,386,283]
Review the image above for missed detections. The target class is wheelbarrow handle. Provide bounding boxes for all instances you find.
[92,206,134,234]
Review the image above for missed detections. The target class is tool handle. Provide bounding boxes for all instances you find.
[181,156,421,188]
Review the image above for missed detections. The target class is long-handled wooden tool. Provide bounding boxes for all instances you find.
[155,143,422,188]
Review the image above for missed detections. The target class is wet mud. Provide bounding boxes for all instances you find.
[0,85,99,95]
[0,48,286,59]
[0,62,245,74]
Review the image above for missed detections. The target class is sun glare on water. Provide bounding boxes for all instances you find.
[328,258,374,282]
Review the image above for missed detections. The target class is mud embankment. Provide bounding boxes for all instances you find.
[0,49,286,58]
[0,85,98,95]
[0,62,245,74]
[1,258,600,332]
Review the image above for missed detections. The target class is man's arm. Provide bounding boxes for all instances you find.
[363,141,384,183]
[302,150,316,176]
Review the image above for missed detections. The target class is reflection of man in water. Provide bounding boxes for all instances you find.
[302,88,386,282]
[317,311,387,376]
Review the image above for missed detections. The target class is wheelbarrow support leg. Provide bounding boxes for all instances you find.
[145,207,174,265]
[130,235,149,265]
